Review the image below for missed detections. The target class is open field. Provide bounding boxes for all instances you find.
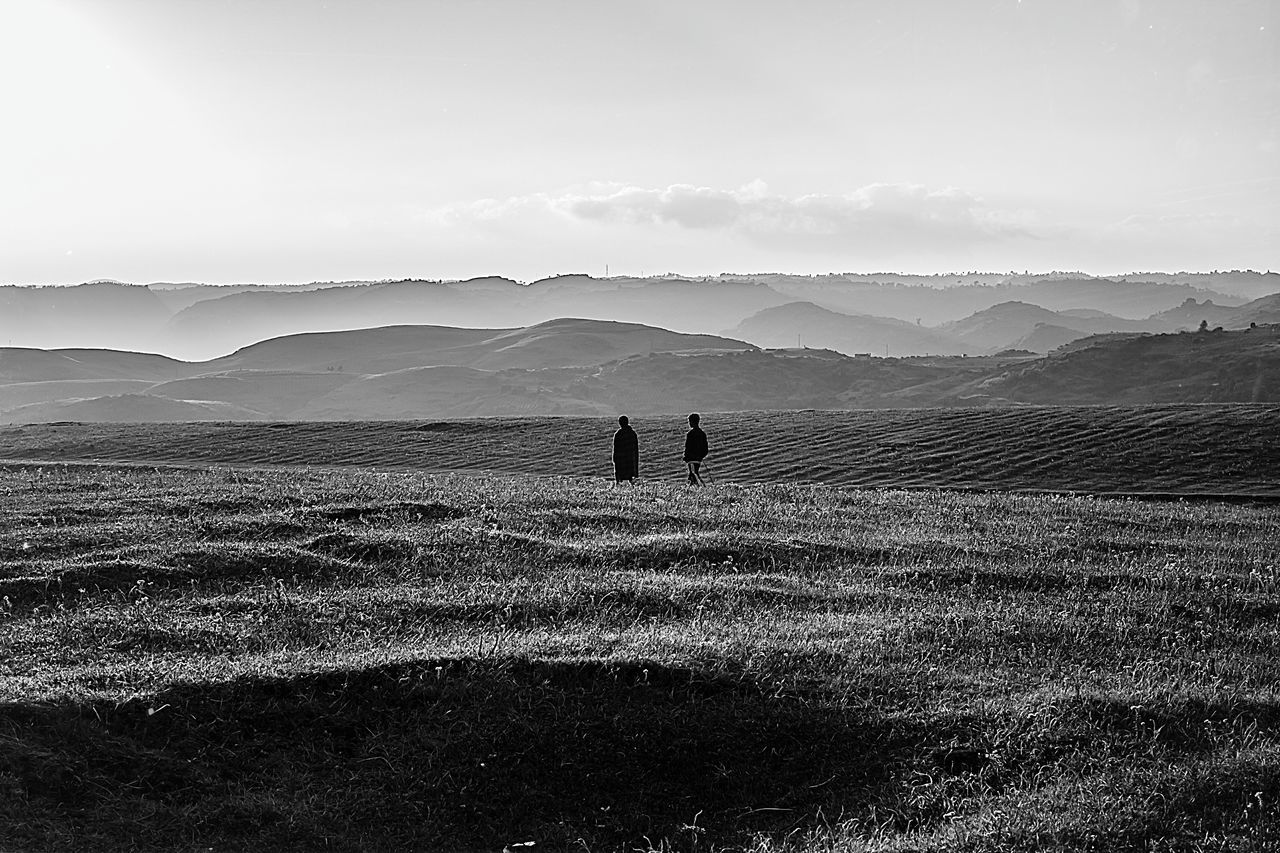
[2,459,1279,851]
[2,404,1280,496]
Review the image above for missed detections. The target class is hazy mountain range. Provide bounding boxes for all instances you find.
[2,272,1276,361]
[2,316,1277,424]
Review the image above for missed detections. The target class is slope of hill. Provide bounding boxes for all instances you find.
[163,277,790,360]
[209,319,754,374]
[0,283,174,352]
[293,366,607,420]
[3,394,265,424]
[0,380,157,411]
[144,372,357,419]
[1124,270,1280,299]
[0,347,191,383]
[758,275,1244,324]
[0,321,759,422]
[1223,292,1280,328]
[145,282,345,313]
[3,274,1269,359]
[1144,298,1243,332]
[939,301,1144,352]
[725,302,968,356]
[160,281,506,360]
[1001,323,1098,354]
[1,320,1276,423]
[522,275,792,335]
[972,325,1280,405]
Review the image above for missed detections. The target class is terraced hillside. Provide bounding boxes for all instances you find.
[2,404,1277,496]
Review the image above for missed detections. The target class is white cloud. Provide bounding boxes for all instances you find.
[423,181,1034,253]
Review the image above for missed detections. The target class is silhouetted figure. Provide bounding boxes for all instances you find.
[612,415,639,485]
[683,413,708,484]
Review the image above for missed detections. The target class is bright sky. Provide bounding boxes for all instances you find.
[1,0,1276,284]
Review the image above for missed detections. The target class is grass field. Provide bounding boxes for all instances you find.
[2,448,1279,851]
[2,403,1279,495]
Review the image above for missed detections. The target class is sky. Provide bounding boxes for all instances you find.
[1,0,1277,284]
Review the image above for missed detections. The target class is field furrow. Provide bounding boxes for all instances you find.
[1,404,1278,496]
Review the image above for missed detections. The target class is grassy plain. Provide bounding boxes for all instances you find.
[2,455,1279,851]
[2,403,1279,495]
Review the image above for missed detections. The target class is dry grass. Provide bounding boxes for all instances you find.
[2,462,1279,851]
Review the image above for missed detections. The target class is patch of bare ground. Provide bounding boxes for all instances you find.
[1,403,1278,496]
[1,466,1279,851]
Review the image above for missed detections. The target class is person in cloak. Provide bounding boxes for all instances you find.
[612,415,639,486]
[683,412,708,484]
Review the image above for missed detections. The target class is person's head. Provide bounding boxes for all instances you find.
[618,415,629,427]
[688,413,700,426]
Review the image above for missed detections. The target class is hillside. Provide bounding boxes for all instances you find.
[0,283,172,352]
[1002,323,1094,354]
[972,325,1280,405]
[210,318,750,374]
[2,273,1271,360]
[3,393,265,423]
[939,301,1144,352]
[756,274,1247,324]
[0,320,758,423]
[0,347,191,383]
[2,322,1277,423]
[725,301,968,356]
[164,277,791,360]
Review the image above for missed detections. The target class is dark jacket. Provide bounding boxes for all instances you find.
[683,426,708,462]
[612,425,639,480]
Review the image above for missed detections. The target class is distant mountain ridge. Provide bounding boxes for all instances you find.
[2,317,1277,423]
[3,272,1274,360]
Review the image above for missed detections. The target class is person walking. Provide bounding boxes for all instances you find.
[612,415,639,485]
[683,413,708,484]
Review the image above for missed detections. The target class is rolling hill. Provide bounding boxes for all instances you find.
[209,319,753,374]
[3,273,1272,360]
[0,347,191,383]
[939,301,1145,353]
[2,316,1277,424]
[0,320,759,422]
[3,394,265,423]
[0,282,172,352]
[969,324,1280,405]
[1147,293,1280,332]
[754,274,1250,325]
[725,301,968,356]
[162,277,792,360]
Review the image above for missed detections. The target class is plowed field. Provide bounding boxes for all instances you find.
[2,404,1277,495]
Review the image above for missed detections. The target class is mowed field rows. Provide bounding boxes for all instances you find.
[2,403,1279,496]
[2,466,1279,851]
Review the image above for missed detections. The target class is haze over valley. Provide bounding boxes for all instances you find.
[3,271,1277,357]
[2,271,1278,423]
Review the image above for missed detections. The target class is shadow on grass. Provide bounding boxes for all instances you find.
[3,665,1280,851]
[0,658,905,853]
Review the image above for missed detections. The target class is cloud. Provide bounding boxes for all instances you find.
[423,181,1034,254]
[555,181,1029,249]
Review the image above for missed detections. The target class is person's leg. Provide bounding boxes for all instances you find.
[687,462,701,484]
